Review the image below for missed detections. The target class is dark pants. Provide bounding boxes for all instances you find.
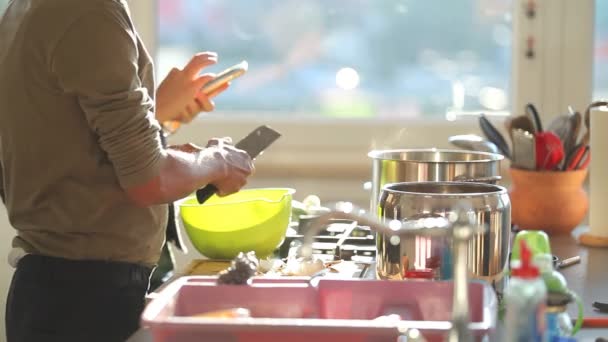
[148,242,175,292]
[5,254,152,342]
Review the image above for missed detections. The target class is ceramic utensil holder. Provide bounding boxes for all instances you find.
[509,168,588,234]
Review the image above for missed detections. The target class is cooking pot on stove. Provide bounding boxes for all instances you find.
[368,149,504,213]
[377,182,511,293]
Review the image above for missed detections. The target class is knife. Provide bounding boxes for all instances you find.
[195,125,282,204]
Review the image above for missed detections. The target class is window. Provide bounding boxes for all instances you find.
[593,0,608,99]
[157,0,513,119]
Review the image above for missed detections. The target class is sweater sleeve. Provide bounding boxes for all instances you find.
[50,2,163,189]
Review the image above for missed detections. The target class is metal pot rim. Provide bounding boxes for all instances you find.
[382,181,508,197]
[367,148,504,163]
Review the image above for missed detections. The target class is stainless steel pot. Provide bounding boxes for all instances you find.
[377,182,511,293]
[368,149,504,212]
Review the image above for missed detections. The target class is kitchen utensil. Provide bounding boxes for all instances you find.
[567,111,582,156]
[180,188,295,259]
[448,134,499,153]
[376,182,511,294]
[526,103,543,132]
[479,114,511,158]
[511,129,536,170]
[564,145,589,171]
[506,115,537,139]
[556,256,581,269]
[547,114,573,150]
[593,302,608,313]
[196,125,282,204]
[576,149,591,170]
[367,149,504,213]
[535,131,565,170]
[580,317,608,328]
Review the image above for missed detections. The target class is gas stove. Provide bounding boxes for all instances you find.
[277,217,376,264]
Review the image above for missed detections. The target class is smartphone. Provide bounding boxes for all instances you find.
[161,60,248,135]
[201,60,248,95]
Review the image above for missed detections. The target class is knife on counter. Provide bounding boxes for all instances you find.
[195,125,282,204]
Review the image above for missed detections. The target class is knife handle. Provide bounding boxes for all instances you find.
[196,184,218,204]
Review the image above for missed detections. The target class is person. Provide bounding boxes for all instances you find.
[0,0,254,341]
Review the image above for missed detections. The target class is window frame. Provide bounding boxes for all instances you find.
[126,0,594,178]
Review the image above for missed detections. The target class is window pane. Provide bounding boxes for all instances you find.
[158,0,512,119]
[594,0,608,99]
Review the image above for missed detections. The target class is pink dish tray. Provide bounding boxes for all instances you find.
[142,276,497,342]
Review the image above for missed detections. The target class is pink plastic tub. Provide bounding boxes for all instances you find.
[142,276,497,342]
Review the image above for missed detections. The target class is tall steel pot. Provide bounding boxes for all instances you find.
[368,149,504,213]
[377,181,511,293]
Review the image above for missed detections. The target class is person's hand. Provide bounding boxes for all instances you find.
[155,52,230,124]
[168,143,204,154]
[200,137,254,196]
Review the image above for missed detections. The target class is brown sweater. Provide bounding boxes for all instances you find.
[0,0,167,266]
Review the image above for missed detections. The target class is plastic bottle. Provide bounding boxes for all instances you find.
[534,253,583,339]
[503,239,547,342]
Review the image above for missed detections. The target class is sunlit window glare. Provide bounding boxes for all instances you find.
[335,67,360,90]
[479,86,508,111]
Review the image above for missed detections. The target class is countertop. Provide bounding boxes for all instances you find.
[128,227,608,342]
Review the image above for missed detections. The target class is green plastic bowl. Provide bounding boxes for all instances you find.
[179,188,296,259]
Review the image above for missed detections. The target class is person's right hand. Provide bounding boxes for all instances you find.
[201,137,254,196]
[155,52,229,124]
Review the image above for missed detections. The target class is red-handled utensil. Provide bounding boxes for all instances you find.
[535,131,565,170]
[565,145,590,171]
[577,152,591,170]
[579,317,608,328]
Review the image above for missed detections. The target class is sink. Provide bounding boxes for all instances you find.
[142,276,497,342]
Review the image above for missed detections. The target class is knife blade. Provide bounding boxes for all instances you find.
[195,125,282,204]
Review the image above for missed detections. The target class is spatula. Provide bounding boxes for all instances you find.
[505,115,536,140]
[512,129,536,170]
[479,114,511,159]
[526,103,543,132]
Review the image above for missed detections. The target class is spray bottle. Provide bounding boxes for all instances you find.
[503,239,547,342]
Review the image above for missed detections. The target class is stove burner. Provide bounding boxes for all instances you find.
[278,218,376,262]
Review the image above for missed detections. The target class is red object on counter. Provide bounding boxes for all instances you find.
[404,269,435,279]
[535,131,565,170]
[580,317,608,328]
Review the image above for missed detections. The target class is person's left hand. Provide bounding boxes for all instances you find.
[155,52,229,124]
[168,143,205,154]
